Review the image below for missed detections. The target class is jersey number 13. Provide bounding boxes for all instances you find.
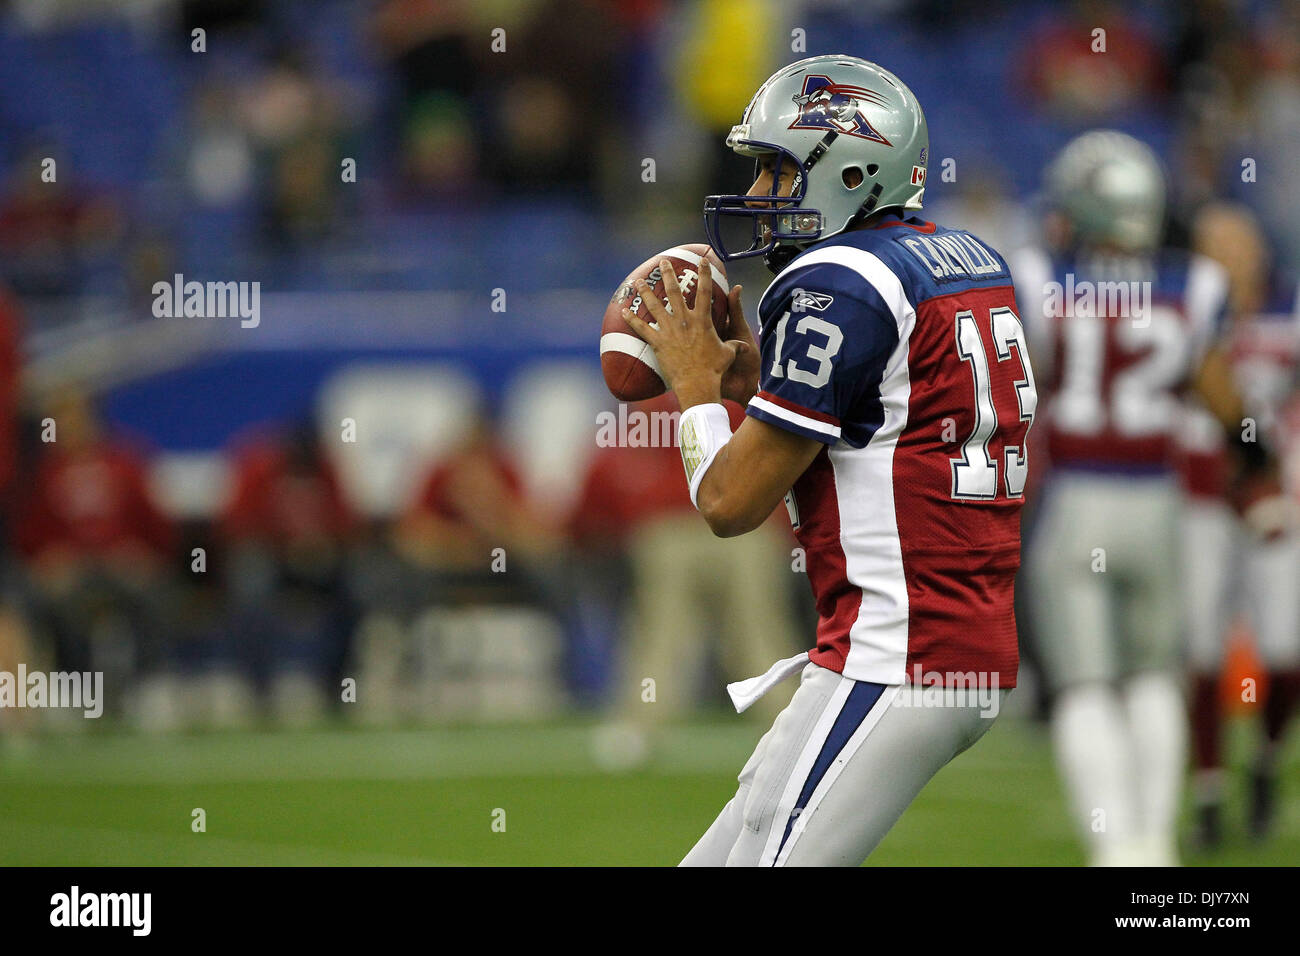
[950,306,1038,501]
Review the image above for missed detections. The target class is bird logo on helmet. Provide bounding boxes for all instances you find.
[789,75,893,145]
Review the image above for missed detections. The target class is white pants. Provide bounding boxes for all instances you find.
[1242,531,1300,668]
[681,662,1005,866]
[1180,498,1300,671]
[1027,472,1182,690]
[1181,499,1236,672]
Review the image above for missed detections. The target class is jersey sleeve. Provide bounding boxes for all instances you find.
[746,262,900,446]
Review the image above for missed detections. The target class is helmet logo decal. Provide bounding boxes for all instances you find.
[788,75,893,145]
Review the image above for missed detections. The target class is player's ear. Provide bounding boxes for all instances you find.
[842,167,864,189]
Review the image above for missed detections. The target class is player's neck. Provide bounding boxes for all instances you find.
[846,210,902,233]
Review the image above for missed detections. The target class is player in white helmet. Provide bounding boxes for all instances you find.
[1013,132,1283,865]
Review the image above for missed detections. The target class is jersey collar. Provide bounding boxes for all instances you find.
[869,214,936,233]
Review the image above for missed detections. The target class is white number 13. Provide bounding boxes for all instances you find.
[951,306,1037,500]
[770,312,844,389]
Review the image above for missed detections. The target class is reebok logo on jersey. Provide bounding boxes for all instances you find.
[791,289,835,312]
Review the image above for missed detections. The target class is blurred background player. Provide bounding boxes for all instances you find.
[220,419,360,719]
[17,387,176,710]
[1013,131,1233,865]
[1178,201,1300,845]
[575,394,800,767]
[0,286,30,742]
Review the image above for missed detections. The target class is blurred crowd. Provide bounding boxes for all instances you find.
[4,1,1300,296]
[0,361,805,730]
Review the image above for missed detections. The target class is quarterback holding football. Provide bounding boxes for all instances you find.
[620,55,1034,866]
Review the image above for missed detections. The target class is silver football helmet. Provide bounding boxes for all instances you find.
[1045,130,1166,252]
[703,55,930,271]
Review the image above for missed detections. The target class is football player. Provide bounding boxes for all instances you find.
[1012,133,1282,865]
[1178,202,1300,845]
[621,55,1032,865]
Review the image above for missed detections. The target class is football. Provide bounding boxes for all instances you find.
[600,243,731,401]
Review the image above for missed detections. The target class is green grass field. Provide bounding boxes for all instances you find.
[0,715,1295,865]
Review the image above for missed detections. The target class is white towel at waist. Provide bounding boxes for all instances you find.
[725,651,810,714]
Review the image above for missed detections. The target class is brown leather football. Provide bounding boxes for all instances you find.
[600,243,731,401]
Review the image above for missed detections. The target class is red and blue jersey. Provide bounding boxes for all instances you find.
[1011,246,1228,474]
[747,215,1035,688]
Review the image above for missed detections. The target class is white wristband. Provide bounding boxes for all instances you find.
[678,403,733,509]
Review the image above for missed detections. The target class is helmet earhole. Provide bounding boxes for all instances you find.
[842,167,865,189]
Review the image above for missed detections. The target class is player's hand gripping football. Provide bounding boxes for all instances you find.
[622,258,759,409]
[717,287,761,407]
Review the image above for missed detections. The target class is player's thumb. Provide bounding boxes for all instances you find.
[727,285,755,343]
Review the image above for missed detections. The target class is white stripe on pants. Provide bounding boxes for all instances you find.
[681,661,1006,866]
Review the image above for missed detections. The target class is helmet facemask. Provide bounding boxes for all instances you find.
[703,135,826,271]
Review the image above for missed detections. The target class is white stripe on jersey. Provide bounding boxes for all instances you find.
[748,394,841,439]
[759,243,914,316]
[771,244,918,683]
[772,244,916,319]
[1185,253,1230,361]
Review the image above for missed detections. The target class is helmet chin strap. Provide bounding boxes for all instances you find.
[858,182,885,217]
[763,243,802,273]
[763,131,838,273]
[802,131,838,171]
